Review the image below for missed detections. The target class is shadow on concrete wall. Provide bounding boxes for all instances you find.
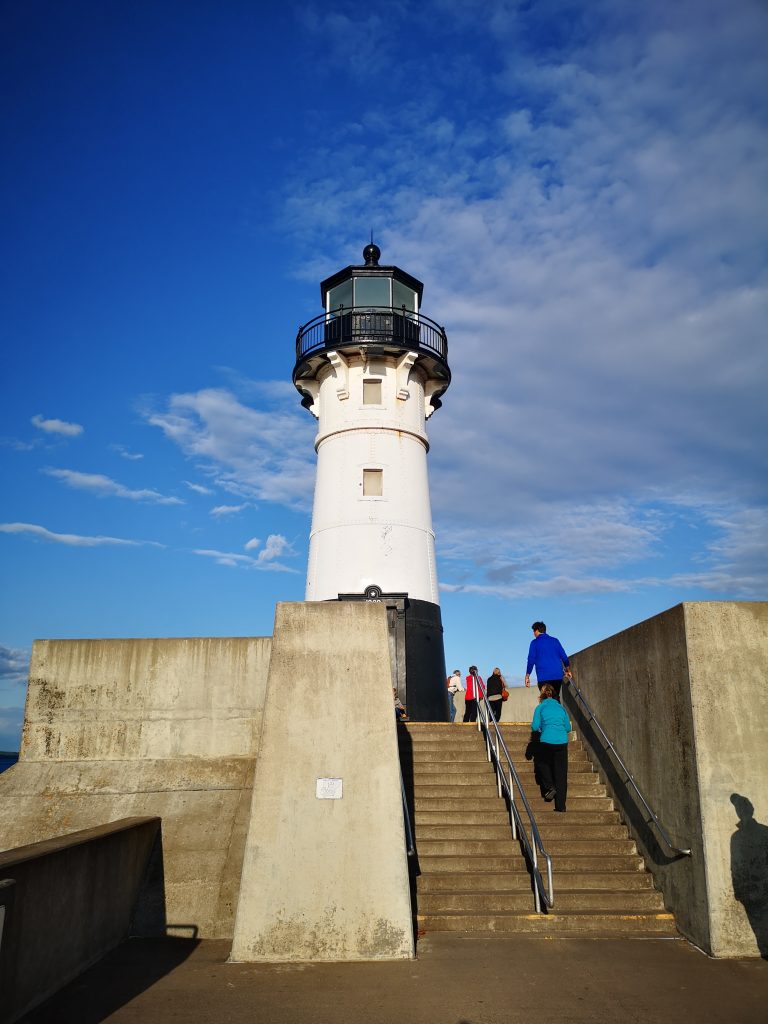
[396,723,423,944]
[563,691,689,870]
[730,793,768,959]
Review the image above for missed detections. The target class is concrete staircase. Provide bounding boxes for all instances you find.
[398,721,678,937]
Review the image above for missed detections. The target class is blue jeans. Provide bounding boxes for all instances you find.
[448,691,457,722]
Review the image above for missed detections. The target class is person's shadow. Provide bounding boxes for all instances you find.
[730,793,768,958]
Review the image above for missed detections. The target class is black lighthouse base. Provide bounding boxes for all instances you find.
[337,589,449,721]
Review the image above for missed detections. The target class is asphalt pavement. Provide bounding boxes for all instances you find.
[22,934,768,1024]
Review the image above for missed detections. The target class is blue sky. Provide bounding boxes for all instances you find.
[1,0,766,748]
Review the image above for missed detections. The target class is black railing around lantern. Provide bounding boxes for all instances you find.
[295,306,449,366]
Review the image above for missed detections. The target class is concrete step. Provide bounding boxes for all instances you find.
[417,838,638,857]
[414,823,632,841]
[417,889,667,914]
[402,724,533,734]
[417,871,657,893]
[404,758,594,773]
[416,911,678,937]
[409,770,602,786]
[404,737,586,749]
[411,810,516,826]
[401,737,556,750]
[402,729,579,740]
[412,809,622,826]
[402,739,588,755]
[418,854,646,873]
[413,795,614,812]
[412,778,607,794]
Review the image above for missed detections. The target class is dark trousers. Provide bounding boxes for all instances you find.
[537,679,563,701]
[463,698,477,723]
[535,741,568,811]
[489,698,502,721]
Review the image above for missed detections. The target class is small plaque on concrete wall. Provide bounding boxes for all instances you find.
[316,777,343,799]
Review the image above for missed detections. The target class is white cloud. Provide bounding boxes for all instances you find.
[0,645,29,685]
[31,414,83,437]
[185,481,214,495]
[192,533,298,573]
[0,437,36,452]
[435,494,767,599]
[284,0,768,599]
[0,522,163,548]
[43,468,184,505]
[210,503,248,517]
[193,548,255,567]
[257,534,293,563]
[110,444,144,460]
[145,387,316,509]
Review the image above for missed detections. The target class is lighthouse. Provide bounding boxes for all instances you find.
[293,243,451,718]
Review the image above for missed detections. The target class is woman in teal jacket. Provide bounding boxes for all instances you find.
[531,683,571,812]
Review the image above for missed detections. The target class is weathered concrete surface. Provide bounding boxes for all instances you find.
[0,637,272,938]
[503,685,539,722]
[685,602,768,957]
[21,637,269,761]
[568,601,768,957]
[231,602,414,962]
[0,818,159,1024]
[451,684,537,723]
[22,935,768,1024]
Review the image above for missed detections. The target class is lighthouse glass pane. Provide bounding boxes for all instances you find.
[363,468,383,496]
[354,277,390,308]
[328,279,353,312]
[393,280,416,312]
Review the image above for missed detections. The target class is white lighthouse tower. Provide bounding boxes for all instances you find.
[293,243,451,718]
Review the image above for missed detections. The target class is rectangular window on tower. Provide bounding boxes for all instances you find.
[362,468,383,496]
[363,379,382,405]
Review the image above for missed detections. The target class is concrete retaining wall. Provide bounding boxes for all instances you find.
[0,637,272,938]
[567,601,768,957]
[451,684,538,724]
[231,602,414,961]
[0,818,160,1023]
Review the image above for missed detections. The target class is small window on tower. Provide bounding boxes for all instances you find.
[362,469,383,496]
[363,379,382,405]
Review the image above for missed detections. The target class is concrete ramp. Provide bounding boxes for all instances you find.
[231,601,414,961]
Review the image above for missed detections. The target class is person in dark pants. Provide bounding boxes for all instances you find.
[531,683,571,812]
[524,621,572,700]
[486,667,505,721]
[463,666,484,723]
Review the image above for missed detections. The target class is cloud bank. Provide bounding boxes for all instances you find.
[43,468,184,505]
[283,0,768,599]
[193,533,298,573]
[145,387,316,510]
[0,522,163,548]
[0,645,29,686]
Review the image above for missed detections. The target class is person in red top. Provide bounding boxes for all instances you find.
[463,666,485,723]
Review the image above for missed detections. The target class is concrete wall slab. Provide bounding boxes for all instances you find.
[568,602,768,957]
[0,637,272,939]
[231,602,414,962]
[0,817,159,1023]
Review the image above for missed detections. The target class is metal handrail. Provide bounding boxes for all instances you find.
[471,675,554,912]
[564,677,691,857]
[295,306,449,365]
[400,768,416,858]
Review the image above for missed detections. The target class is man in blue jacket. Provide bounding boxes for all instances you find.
[524,621,572,700]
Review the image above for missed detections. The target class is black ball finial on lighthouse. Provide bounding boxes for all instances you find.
[363,242,381,266]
